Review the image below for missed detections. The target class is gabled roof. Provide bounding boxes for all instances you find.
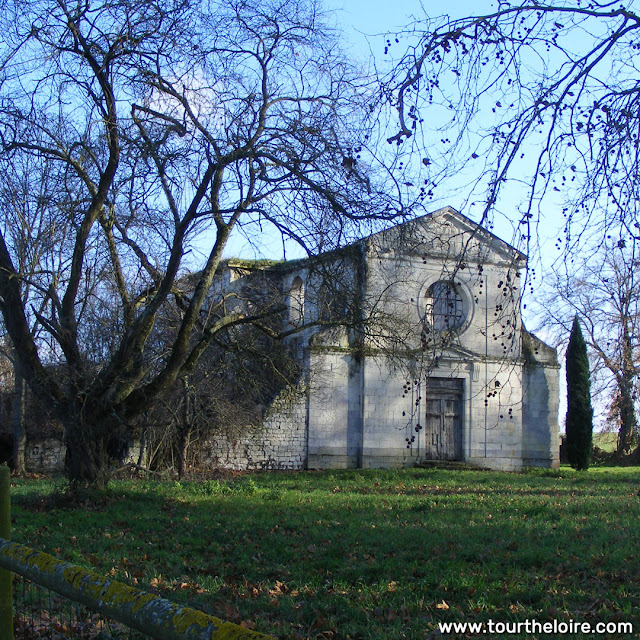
[362,206,527,265]
[224,206,527,276]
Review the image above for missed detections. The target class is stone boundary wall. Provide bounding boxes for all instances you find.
[26,438,65,473]
[21,384,308,475]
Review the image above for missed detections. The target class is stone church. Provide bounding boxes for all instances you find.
[203,206,560,472]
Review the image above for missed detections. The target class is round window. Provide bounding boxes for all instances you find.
[424,281,466,331]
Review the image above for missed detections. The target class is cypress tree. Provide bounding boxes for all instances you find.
[565,315,593,470]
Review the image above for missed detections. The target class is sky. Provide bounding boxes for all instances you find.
[224,0,512,259]
[328,0,490,37]
[224,0,566,297]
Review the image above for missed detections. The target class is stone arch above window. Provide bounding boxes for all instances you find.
[288,276,305,327]
[424,280,466,332]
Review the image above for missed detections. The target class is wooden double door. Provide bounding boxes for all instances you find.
[424,378,463,460]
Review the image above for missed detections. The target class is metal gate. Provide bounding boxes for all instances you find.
[424,378,463,460]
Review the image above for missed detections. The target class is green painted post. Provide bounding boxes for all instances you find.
[0,465,12,640]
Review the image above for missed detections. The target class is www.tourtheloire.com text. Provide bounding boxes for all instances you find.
[438,619,633,635]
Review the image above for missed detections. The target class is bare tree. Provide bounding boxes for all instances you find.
[0,0,403,486]
[132,265,304,477]
[387,1,640,252]
[0,151,69,471]
[136,318,301,478]
[541,238,640,454]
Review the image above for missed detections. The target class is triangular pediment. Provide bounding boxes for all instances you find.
[364,206,526,266]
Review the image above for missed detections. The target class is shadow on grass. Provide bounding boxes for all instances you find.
[9,468,640,639]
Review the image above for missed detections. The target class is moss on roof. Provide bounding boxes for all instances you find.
[224,258,285,269]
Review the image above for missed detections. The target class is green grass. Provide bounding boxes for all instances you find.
[9,467,640,639]
[593,432,618,453]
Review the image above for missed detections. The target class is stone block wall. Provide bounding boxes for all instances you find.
[199,382,308,471]
[466,360,525,472]
[26,438,65,472]
[307,351,354,468]
[522,367,559,467]
[522,363,560,467]
[21,383,308,475]
[360,357,419,468]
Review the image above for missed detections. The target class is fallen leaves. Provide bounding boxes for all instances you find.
[269,580,289,597]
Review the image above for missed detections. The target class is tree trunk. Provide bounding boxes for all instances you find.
[12,372,26,473]
[617,326,638,456]
[64,420,113,490]
[137,427,147,468]
[616,376,637,455]
[177,378,191,480]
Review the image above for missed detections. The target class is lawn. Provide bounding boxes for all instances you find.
[8,466,640,639]
[593,432,619,453]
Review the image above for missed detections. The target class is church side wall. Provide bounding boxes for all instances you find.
[22,381,309,473]
[522,361,560,468]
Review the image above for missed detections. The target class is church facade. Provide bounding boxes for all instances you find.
[202,206,560,472]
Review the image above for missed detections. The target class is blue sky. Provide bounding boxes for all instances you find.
[225,1,509,259]
[328,0,492,37]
